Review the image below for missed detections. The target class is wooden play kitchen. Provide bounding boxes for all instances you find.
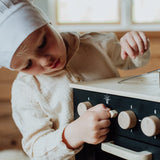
[70,71,160,160]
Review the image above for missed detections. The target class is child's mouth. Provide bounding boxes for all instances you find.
[52,59,60,69]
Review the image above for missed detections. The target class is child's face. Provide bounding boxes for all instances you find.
[10,24,67,75]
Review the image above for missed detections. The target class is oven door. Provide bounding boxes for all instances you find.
[76,143,125,160]
[76,135,160,160]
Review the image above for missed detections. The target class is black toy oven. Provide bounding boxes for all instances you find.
[70,73,160,160]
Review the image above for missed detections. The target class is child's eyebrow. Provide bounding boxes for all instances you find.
[26,27,45,49]
[34,28,45,46]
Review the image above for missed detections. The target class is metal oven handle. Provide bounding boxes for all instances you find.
[101,141,152,160]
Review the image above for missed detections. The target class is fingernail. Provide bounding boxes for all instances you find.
[106,108,111,111]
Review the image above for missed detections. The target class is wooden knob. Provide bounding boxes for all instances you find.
[109,110,118,118]
[141,115,160,137]
[77,101,92,116]
[118,110,137,129]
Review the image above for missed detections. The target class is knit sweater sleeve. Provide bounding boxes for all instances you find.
[78,32,150,73]
[11,73,82,160]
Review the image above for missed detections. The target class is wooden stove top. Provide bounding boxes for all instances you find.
[70,73,160,103]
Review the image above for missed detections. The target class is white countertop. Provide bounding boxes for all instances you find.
[70,73,160,103]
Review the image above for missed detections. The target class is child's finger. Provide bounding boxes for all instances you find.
[89,104,110,120]
[121,41,135,59]
[132,31,145,54]
[96,110,111,120]
[138,31,148,50]
[90,104,110,112]
[97,135,107,144]
[121,48,128,60]
[99,119,111,128]
[126,35,139,53]
[99,128,110,136]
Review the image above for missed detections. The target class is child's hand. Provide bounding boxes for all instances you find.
[78,104,111,145]
[63,104,111,149]
[120,31,149,60]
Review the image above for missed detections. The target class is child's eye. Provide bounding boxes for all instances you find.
[38,36,47,49]
[25,59,32,70]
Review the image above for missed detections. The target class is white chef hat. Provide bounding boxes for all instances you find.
[0,0,49,70]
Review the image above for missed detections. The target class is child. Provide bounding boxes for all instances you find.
[0,0,150,160]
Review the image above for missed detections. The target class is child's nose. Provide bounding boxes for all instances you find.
[38,55,53,67]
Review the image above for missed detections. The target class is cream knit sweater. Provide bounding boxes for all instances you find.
[11,32,150,160]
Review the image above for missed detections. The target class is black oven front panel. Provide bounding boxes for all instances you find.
[73,88,160,160]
